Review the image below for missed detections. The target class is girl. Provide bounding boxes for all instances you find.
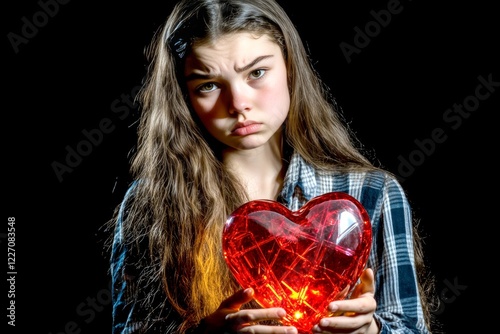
[107,0,438,333]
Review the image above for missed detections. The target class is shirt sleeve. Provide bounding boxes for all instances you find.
[110,183,145,333]
[110,183,182,334]
[370,176,430,334]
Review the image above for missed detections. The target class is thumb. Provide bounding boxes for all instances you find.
[350,268,375,298]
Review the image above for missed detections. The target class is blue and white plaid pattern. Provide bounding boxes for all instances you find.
[111,152,430,333]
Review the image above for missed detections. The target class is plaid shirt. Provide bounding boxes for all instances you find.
[111,152,430,333]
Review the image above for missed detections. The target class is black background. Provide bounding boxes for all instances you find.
[4,1,498,333]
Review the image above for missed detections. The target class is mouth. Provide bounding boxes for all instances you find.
[231,121,260,132]
[231,121,262,136]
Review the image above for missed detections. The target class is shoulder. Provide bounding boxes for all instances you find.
[353,170,408,204]
[118,180,140,217]
[112,180,140,242]
[292,152,403,194]
[327,170,408,218]
[359,170,406,199]
[328,169,403,197]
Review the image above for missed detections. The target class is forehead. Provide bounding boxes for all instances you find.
[184,32,281,73]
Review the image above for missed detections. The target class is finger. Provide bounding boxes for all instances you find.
[225,307,289,331]
[218,288,254,311]
[226,307,287,323]
[314,312,372,332]
[238,323,298,333]
[346,268,375,300]
[356,268,375,296]
[328,269,376,314]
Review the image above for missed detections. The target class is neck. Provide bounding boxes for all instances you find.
[222,136,285,201]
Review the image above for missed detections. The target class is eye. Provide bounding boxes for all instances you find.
[249,69,266,80]
[197,82,218,93]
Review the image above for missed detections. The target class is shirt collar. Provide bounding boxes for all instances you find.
[279,152,318,206]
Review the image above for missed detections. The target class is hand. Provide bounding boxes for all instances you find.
[201,287,298,334]
[312,268,379,334]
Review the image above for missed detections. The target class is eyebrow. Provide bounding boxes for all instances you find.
[185,55,274,82]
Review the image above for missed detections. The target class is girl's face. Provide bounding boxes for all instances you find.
[184,32,290,151]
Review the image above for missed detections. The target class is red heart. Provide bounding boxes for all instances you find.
[222,192,372,333]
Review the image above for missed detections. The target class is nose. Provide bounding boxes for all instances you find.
[227,84,250,115]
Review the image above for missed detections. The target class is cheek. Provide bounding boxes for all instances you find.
[190,98,223,134]
[264,77,290,118]
[274,68,290,103]
[190,95,216,120]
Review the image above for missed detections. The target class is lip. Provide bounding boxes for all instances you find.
[231,121,262,136]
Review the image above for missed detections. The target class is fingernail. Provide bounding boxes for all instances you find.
[328,303,338,312]
[320,319,330,326]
